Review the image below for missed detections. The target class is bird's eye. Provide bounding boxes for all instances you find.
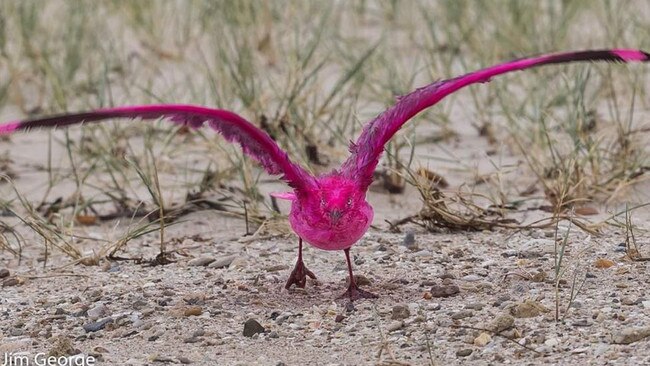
[346,198,353,207]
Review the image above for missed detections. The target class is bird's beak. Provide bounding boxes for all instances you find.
[330,209,342,223]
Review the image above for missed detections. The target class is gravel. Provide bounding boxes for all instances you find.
[1,220,649,365]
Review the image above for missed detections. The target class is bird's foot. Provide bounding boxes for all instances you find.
[284,261,317,289]
[338,284,378,301]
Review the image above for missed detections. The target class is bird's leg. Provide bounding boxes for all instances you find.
[339,248,378,301]
[285,238,317,289]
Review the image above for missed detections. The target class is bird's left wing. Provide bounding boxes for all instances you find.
[0,104,316,191]
[340,49,650,190]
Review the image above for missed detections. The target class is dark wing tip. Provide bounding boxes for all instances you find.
[540,49,650,67]
[609,49,650,62]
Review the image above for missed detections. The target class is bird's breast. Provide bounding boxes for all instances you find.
[288,206,373,251]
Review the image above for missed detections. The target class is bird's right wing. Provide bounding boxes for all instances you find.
[339,49,650,190]
[0,104,317,191]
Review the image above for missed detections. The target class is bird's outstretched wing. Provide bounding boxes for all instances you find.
[0,104,316,191]
[340,49,650,190]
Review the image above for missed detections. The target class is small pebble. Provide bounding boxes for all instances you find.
[391,305,410,320]
[480,260,496,268]
[621,297,638,306]
[572,319,591,327]
[243,319,265,337]
[83,318,113,333]
[461,274,482,282]
[571,347,589,354]
[451,310,473,320]
[456,349,473,357]
[188,257,216,267]
[344,302,356,313]
[612,326,650,344]
[501,250,518,257]
[184,306,203,317]
[510,300,549,318]
[430,284,460,298]
[87,304,107,321]
[544,338,559,347]
[132,300,148,310]
[0,268,9,278]
[178,356,192,364]
[402,230,417,250]
[352,274,371,286]
[387,321,404,332]
[438,272,455,280]
[465,303,485,311]
[490,315,515,333]
[208,255,238,269]
[2,277,19,287]
[474,332,491,346]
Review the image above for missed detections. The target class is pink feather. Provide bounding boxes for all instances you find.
[0,105,316,191]
[340,49,650,190]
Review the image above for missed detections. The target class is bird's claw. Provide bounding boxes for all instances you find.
[338,284,378,301]
[285,261,317,289]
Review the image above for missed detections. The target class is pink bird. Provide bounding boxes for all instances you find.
[1,49,648,300]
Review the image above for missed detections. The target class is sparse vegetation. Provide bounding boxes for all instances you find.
[0,1,649,364]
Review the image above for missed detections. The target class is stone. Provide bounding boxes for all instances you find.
[208,255,238,269]
[184,307,203,317]
[402,230,417,250]
[461,274,482,282]
[391,305,410,320]
[465,303,485,311]
[611,326,650,344]
[474,332,491,346]
[544,338,560,347]
[456,349,473,357]
[509,300,550,318]
[490,315,515,333]
[2,277,20,287]
[520,239,555,258]
[87,304,107,321]
[451,310,473,320]
[188,257,216,267]
[178,356,192,364]
[430,284,460,298]
[83,318,113,333]
[387,321,404,332]
[243,319,265,337]
[621,297,638,306]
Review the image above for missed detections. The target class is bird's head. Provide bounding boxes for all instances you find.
[285,174,374,250]
[296,175,372,228]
